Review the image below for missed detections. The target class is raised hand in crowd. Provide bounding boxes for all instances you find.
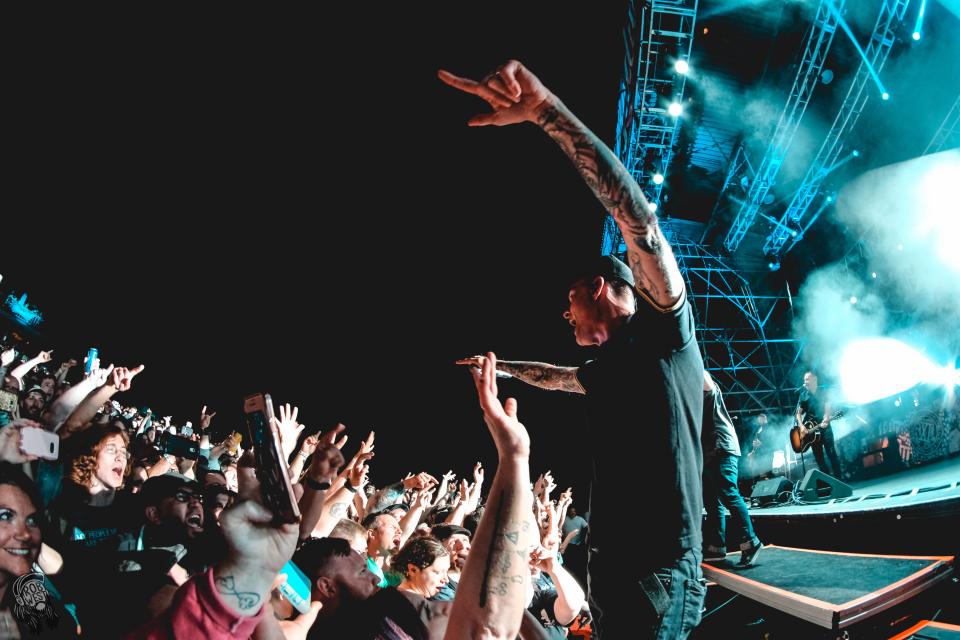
[402,471,438,491]
[298,424,347,541]
[111,364,146,392]
[10,348,55,384]
[0,348,16,368]
[445,352,534,640]
[200,405,217,430]
[54,357,78,382]
[287,432,320,482]
[432,469,456,508]
[274,403,305,462]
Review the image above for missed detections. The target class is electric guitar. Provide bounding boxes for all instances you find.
[790,410,844,453]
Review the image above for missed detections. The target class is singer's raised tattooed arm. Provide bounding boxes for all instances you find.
[536,99,684,308]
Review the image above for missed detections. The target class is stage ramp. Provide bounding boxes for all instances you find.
[702,545,954,632]
[889,620,960,639]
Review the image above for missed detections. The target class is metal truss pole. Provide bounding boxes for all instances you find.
[665,225,803,414]
[765,0,911,257]
[722,0,842,253]
[604,0,698,258]
[923,93,960,155]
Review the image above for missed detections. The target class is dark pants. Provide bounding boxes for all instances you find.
[811,427,843,478]
[589,547,706,639]
[703,452,759,552]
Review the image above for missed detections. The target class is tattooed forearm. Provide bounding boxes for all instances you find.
[537,101,685,305]
[329,502,349,519]
[538,103,658,243]
[497,361,584,394]
[214,575,261,611]
[479,488,531,608]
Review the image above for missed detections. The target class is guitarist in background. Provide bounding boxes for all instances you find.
[796,370,844,478]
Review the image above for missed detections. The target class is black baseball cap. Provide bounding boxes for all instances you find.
[566,254,635,288]
[140,473,199,507]
[431,524,472,541]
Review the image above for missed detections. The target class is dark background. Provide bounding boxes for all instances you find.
[3,4,630,500]
[4,2,957,500]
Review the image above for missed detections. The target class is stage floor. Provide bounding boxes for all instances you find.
[702,545,955,630]
[748,456,960,517]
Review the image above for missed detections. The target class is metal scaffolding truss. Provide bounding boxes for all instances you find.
[722,0,843,253]
[666,226,804,414]
[923,93,960,155]
[765,0,911,257]
[604,0,698,257]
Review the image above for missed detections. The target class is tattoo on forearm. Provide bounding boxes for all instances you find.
[215,575,261,610]
[499,362,583,393]
[478,489,531,608]
[538,103,680,303]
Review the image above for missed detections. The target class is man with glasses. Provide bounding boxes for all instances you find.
[90,474,211,636]
[140,473,206,544]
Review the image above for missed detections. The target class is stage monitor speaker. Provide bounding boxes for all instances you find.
[797,469,852,501]
[750,477,793,506]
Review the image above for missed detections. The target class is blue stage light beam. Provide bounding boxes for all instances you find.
[913,0,927,39]
[840,338,959,404]
[825,1,891,100]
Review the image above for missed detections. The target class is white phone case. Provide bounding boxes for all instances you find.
[20,428,60,460]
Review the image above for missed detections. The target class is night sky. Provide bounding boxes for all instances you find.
[7,2,957,499]
[5,4,631,499]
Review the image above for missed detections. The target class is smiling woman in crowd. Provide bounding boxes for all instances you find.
[0,465,76,639]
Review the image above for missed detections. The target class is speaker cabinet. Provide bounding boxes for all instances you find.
[750,477,793,506]
[797,469,853,501]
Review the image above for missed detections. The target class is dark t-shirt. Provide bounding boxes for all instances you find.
[702,387,741,458]
[576,296,704,575]
[529,572,568,640]
[307,588,433,640]
[797,389,826,424]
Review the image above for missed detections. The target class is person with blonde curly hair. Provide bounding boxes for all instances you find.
[42,424,140,634]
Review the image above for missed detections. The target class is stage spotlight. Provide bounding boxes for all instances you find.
[849,296,858,304]
[653,173,665,185]
[894,397,902,407]
[839,338,958,404]
[668,102,683,117]
[675,59,690,74]
[649,202,658,213]
[768,260,780,271]
[882,92,890,100]
[912,31,921,40]
[852,150,860,158]
[871,272,877,278]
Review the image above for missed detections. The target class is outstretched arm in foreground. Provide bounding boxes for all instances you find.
[455,356,583,394]
[445,353,535,640]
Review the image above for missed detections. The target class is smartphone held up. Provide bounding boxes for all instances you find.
[242,392,300,524]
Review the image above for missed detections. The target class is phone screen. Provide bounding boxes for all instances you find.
[243,393,300,524]
[160,433,200,460]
